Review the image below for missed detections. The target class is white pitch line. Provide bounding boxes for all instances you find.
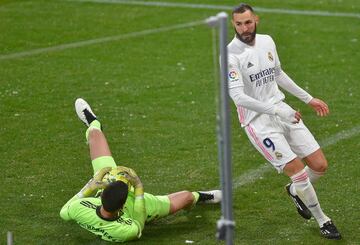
[68,0,360,19]
[2,1,358,61]
[320,125,360,148]
[233,125,360,188]
[0,20,205,61]
[233,163,271,189]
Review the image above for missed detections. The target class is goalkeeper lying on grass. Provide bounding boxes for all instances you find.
[59,98,221,243]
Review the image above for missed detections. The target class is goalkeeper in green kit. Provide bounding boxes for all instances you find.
[59,98,222,243]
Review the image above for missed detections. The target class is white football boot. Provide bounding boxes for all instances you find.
[198,190,222,204]
[75,98,97,126]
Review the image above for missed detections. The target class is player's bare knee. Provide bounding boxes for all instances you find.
[319,160,328,173]
[314,159,328,173]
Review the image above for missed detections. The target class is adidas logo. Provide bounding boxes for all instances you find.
[247,62,254,68]
[308,203,318,208]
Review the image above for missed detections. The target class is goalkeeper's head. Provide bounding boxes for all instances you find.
[101,181,129,212]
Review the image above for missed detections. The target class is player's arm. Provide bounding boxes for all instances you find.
[275,68,329,116]
[60,195,80,221]
[228,55,298,123]
[120,167,146,233]
[229,85,300,123]
[122,192,146,240]
[229,86,275,113]
[59,167,111,221]
[132,185,145,232]
[275,68,313,103]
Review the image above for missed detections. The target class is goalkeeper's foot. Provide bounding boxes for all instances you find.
[197,190,222,204]
[75,98,97,127]
[285,183,312,220]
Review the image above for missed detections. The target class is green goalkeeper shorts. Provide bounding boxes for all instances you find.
[92,156,117,175]
[144,193,171,222]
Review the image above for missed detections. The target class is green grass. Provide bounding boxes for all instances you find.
[1,0,359,244]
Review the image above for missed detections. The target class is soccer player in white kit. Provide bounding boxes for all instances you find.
[228,3,341,240]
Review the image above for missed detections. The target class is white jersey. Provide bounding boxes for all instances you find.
[227,34,318,170]
[227,34,313,127]
[228,34,285,126]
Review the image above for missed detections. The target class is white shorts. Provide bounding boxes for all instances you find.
[243,102,320,173]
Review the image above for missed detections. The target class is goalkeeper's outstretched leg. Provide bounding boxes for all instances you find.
[168,190,222,214]
[75,98,116,174]
[60,98,222,243]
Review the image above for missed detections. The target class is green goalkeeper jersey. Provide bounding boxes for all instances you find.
[60,192,141,242]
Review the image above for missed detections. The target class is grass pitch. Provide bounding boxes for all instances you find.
[1,0,359,244]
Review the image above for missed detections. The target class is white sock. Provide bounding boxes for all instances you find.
[304,166,324,184]
[291,169,330,227]
[291,166,323,193]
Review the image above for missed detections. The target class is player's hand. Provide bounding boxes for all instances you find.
[77,167,112,198]
[116,166,144,197]
[308,98,329,117]
[274,105,300,123]
[116,166,143,188]
[294,110,302,122]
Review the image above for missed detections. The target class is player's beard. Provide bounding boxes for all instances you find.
[235,24,257,45]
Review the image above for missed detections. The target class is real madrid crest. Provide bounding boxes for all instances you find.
[268,52,273,62]
[275,151,282,160]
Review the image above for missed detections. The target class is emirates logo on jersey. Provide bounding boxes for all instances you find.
[268,52,273,62]
[249,67,275,87]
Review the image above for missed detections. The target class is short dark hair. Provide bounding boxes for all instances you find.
[101,181,128,212]
[232,3,255,16]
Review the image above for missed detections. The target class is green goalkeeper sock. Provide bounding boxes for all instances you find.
[184,192,200,211]
[192,192,200,204]
[86,120,102,141]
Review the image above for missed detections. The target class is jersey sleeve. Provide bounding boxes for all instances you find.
[229,86,277,115]
[276,69,313,103]
[227,53,243,89]
[59,195,80,221]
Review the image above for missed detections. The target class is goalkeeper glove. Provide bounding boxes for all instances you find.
[116,166,144,196]
[77,167,112,198]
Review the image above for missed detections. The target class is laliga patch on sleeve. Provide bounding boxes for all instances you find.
[228,70,239,82]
